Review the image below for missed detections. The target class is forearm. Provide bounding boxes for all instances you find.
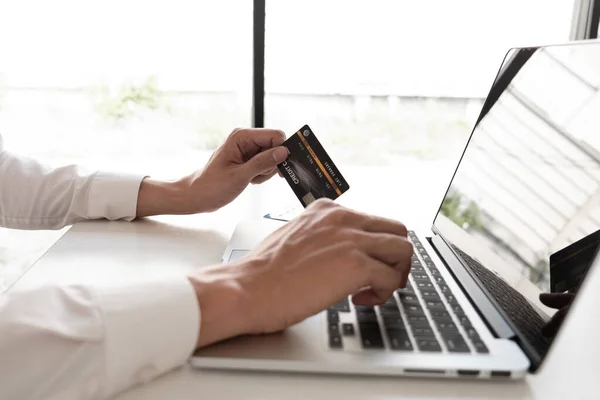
[135,178,191,217]
[0,278,199,399]
[0,144,143,230]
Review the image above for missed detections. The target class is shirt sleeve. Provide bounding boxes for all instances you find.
[0,133,145,230]
[0,277,200,400]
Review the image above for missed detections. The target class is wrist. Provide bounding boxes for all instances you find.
[187,269,250,348]
[136,177,190,217]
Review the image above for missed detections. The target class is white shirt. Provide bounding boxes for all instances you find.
[0,134,200,399]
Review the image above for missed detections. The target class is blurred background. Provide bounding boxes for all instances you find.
[0,0,594,290]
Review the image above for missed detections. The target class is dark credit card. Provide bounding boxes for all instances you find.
[277,125,350,207]
[549,228,600,293]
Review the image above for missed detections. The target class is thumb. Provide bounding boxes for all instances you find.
[245,146,289,177]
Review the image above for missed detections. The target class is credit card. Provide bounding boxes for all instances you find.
[277,125,350,207]
[550,228,600,293]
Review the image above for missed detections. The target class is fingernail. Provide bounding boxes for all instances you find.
[273,147,289,163]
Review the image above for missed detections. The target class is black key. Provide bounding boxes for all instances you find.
[407,315,429,324]
[395,288,415,296]
[380,300,400,312]
[327,309,339,324]
[445,294,457,304]
[388,332,414,351]
[328,323,340,335]
[443,335,470,353]
[360,325,384,349]
[413,277,431,284]
[329,333,343,348]
[398,292,419,300]
[450,305,465,316]
[436,321,457,331]
[430,310,450,318]
[416,338,442,352]
[399,300,422,309]
[420,290,440,299]
[428,305,449,314]
[433,276,446,285]
[464,326,480,339]
[331,297,350,312]
[404,305,425,316]
[416,282,434,290]
[439,285,451,294]
[424,300,444,308]
[412,272,429,279]
[410,321,435,329]
[397,293,419,302]
[342,323,355,336]
[457,316,471,326]
[413,333,437,340]
[380,309,401,319]
[356,312,378,323]
[385,324,408,334]
[412,326,434,336]
[472,340,489,353]
[383,315,405,327]
[355,305,375,313]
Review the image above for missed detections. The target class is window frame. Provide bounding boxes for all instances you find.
[571,0,600,39]
[252,1,598,128]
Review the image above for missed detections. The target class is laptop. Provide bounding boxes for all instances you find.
[191,40,600,379]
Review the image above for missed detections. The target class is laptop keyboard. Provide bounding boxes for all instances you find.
[327,231,489,354]
[451,246,551,355]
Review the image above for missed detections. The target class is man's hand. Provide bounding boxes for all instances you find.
[539,292,575,337]
[136,128,289,216]
[187,199,413,348]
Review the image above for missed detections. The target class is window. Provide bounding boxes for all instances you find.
[0,0,252,290]
[0,0,591,291]
[265,0,575,170]
[0,0,252,176]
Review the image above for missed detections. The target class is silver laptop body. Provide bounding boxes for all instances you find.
[191,40,600,380]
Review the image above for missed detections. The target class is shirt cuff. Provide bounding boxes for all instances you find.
[94,277,200,398]
[87,172,145,221]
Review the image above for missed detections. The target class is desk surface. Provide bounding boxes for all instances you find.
[11,164,600,399]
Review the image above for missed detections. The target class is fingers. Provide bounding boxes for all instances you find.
[311,199,408,237]
[352,252,405,305]
[539,292,575,309]
[349,229,413,271]
[230,128,287,157]
[246,146,289,178]
[352,288,389,306]
[251,168,278,184]
[361,214,408,237]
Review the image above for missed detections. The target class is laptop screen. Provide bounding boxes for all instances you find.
[432,41,600,346]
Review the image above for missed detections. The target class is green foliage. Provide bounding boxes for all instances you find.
[528,257,548,285]
[440,191,483,231]
[93,76,166,121]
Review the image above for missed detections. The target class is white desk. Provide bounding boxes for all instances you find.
[10,164,600,399]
